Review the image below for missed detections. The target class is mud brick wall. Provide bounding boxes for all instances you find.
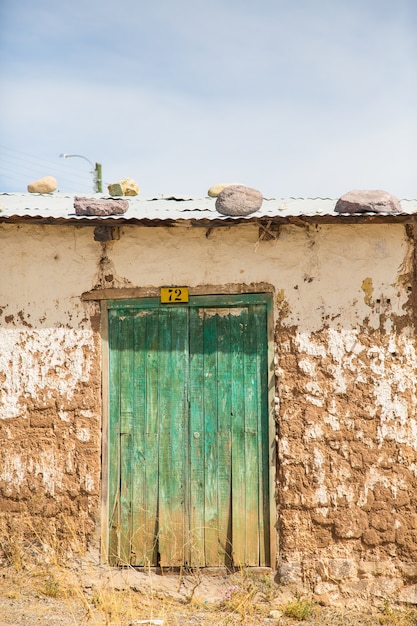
[0,224,102,542]
[0,323,101,532]
[274,223,417,602]
[1,219,417,601]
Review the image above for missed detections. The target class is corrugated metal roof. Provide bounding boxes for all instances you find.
[1,193,417,224]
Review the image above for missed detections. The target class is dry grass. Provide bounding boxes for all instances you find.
[281,595,316,621]
[377,601,417,626]
[1,514,417,625]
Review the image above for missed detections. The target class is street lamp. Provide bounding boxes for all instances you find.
[60,153,102,193]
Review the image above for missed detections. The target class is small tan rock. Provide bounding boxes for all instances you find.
[27,176,58,194]
[215,185,263,216]
[335,189,402,214]
[208,183,242,197]
[108,178,139,196]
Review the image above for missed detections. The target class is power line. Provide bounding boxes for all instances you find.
[0,155,91,186]
[0,146,92,179]
[0,166,92,192]
[0,144,92,175]
[0,144,100,191]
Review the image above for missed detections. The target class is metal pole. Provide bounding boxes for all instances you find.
[60,154,102,193]
[95,163,103,193]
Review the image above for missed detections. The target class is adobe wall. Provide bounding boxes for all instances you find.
[0,219,416,602]
[273,224,417,604]
[0,223,102,544]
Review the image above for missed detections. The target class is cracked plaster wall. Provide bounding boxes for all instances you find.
[0,220,416,599]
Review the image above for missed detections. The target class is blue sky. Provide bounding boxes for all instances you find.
[0,0,416,198]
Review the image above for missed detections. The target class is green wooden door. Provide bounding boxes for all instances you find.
[107,295,271,567]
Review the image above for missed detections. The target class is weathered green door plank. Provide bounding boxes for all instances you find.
[189,308,206,566]
[129,312,146,565]
[108,313,121,565]
[169,307,188,566]
[230,307,247,567]
[158,308,188,566]
[118,313,134,565]
[129,311,159,565]
[255,305,270,567]
[216,312,233,566]
[201,310,219,566]
[244,305,263,565]
[143,310,161,566]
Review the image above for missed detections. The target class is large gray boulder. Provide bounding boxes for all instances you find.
[335,190,402,214]
[215,185,263,216]
[74,196,128,216]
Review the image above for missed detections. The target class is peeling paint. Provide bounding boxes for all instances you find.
[199,307,246,318]
[361,277,373,306]
[0,327,96,419]
[76,427,90,442]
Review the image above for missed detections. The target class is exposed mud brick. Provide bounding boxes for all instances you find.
[349,451,363,469]
[408,514,417,529]
[311,511,334,527]
[29,410,55,428]
[396,525,408,546]
[401,532,417,558]
[369,511,391,532]
[313,528,332,547]
[334,505,368,539]
[393,490,411,508]
[371,500,389,511]
[380,528,396,544]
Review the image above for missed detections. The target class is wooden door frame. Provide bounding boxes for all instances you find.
[100,289,276,568]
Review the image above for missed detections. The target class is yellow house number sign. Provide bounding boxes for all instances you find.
[160,287,189,303]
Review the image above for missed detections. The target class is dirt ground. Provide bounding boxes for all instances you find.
[1,553,417,626]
